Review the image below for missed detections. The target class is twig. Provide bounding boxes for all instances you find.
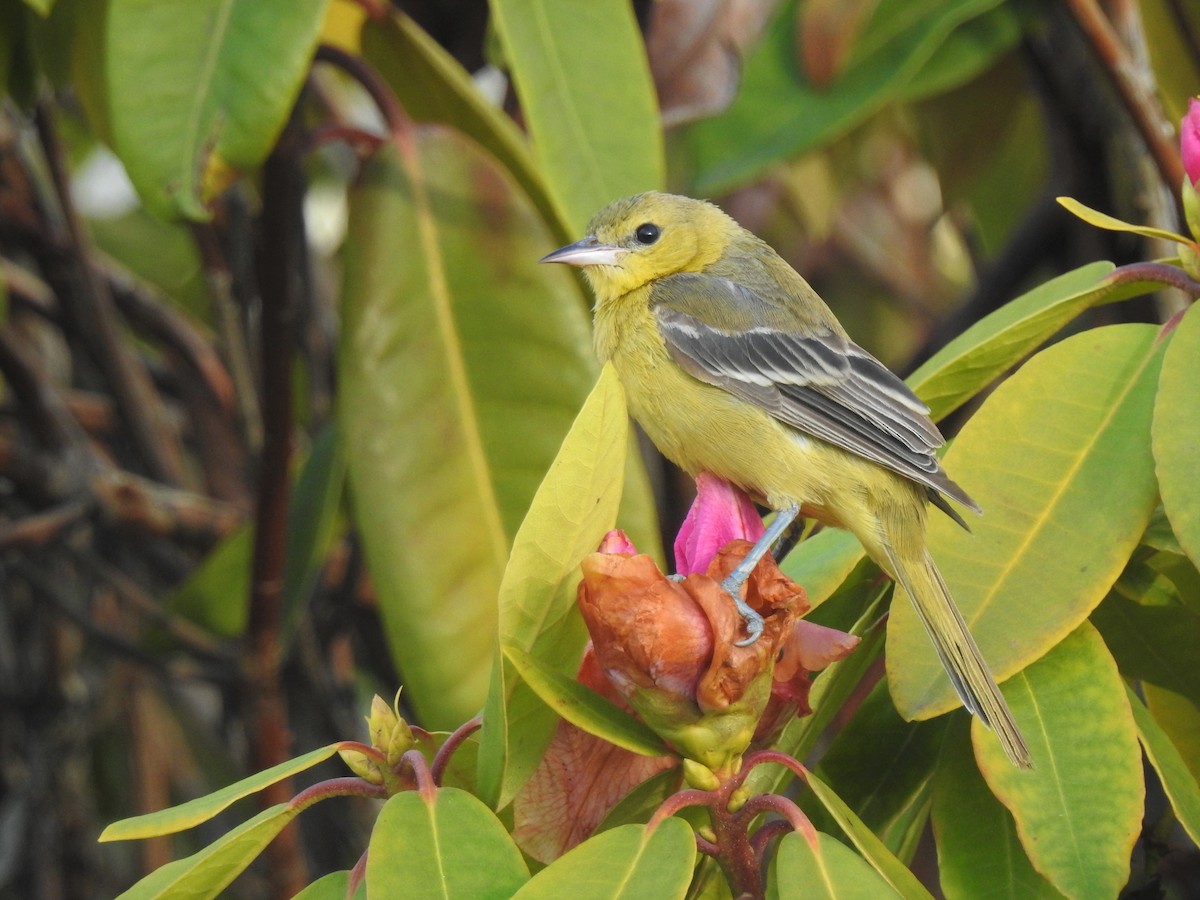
[191,223,263,455]
[32,99,186,485]
[245,100,307,898]
[1108,260,1200,296]
[314,44,410,139]
[1062,0,1185,192]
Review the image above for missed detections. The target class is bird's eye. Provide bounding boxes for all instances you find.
[634,223,661,245]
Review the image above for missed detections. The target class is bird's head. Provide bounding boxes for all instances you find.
[540,192,736,300]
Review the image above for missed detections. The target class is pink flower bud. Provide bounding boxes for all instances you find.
[1183,98,1200,187]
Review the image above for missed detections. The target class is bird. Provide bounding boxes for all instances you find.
[541,191,1031,768]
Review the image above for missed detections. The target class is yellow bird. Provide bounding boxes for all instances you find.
[542,192,1030,768]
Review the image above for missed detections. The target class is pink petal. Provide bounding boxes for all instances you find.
[776,621,860,683]
[674,473,765,575]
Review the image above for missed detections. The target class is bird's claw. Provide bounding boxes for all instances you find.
[721,576,764,646]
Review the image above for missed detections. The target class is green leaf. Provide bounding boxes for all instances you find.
[897,1,1024,102]
[804,770,934,899]
[510,819,695,900]
[1127,685,1200,846]
[815,683,948,857]
[768,831,902,900]
[1154,301,1200,571]
[1091,593,1200,707]
[908,261,1158,421]
[105,0,330,219]
[503,645,669,758]
[99,742,339,841]
[114,803,298,900]
[339,131,606,728]
[366,788,530,900]
[781,528,864,610]
[974,624,1143,900]
[687,0,1006,194]
[889,324,1165,719]
[1056,197,1194,246]
[477,364,631,809]
[361,10,569,241]
[1144,685,1200,787]
[489,0,664,232]
[931,723,1062,899]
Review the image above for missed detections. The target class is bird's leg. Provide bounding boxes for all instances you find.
[721,504,802,647]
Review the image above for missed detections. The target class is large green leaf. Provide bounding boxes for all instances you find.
[686,0,1005,194]
[115,803,298,900]
[339,131,603,727]
[974,624,1142,900]
[99,742,340,841]
[489,0,664,232]
[1127,685,1200,846]
[510,819,695,900]
[908,262,1158,421]
[361,10,569,241]
[931,724,1062,899]
[366,788,530,900]
[1153,301,1200,570]
[477,365,630,809]
[895,1,1023,102]
[889,324,1165,719]
[104,0,330,219]
[294,870,364,900]
[768,831,902,900]
[804,771,933,899]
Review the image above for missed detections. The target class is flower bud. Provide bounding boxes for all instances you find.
[1183,98,1200,187]
[339,747,384,785]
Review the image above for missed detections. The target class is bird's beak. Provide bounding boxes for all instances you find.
[539,236,625,267]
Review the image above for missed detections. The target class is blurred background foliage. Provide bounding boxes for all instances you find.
[1,0,1198,896]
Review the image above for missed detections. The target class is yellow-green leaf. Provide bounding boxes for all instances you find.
[510,819,695,900]
[1144,685,1200,787]
[1153,301,1200,570]
[804,770,934,899]
[932,724,1063,899]
[909,261,1159,421]
[1056,197,1194,246]
[339,131,610,727]
[503,645,668,758]
[889,324,1165,719]
[489,0,664,233]
[477,364,630,809]
[105,0,330,219]
[1127,685,1200,846]
[974,624,1142,900]
[768,831,902,900]
[99,743,339,841]
[115,803,297,899]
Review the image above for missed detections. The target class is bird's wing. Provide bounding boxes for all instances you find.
[650,273,979,514]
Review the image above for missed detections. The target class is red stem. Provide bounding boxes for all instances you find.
[430,715,482,785]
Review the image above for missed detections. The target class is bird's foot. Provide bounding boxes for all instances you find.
[721,575,764,646]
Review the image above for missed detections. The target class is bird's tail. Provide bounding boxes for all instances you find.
[883,543,1032,769]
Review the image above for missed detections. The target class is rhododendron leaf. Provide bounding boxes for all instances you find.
[1127,685,1200,846]
[478,365,631,809]
[891,324,1164,719]
[113,803,299,899]
[1153,301,1200,571]
[769,831,902,899]
[510,819,695,900]
[366,789,530,899]
[99,743,341,841]
[974,624,1142,900]
[1056,197,1193,245]
[804,770,934,898]
[503,645,669,758]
